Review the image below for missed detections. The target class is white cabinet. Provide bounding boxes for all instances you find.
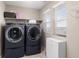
[46,37,66,58]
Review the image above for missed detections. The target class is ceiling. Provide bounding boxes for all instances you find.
[4,1,50,10]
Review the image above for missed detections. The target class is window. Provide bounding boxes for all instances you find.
[54,3,67,36]
[43,9,52,35]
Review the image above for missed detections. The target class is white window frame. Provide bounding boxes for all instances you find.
[53,2,67,37]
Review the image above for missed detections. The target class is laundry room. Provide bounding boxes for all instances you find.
[0,1,79,58]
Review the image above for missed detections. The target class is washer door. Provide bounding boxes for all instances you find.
[6,26,23,43]
[27,25,41,41]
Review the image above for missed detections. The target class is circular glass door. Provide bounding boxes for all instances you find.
[6,26,23,43]
[28,26,41,41]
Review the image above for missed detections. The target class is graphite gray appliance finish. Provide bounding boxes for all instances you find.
[2,24,24,58]
[25,24,42,55]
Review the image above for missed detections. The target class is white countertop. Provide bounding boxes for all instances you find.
[46,35,66,43]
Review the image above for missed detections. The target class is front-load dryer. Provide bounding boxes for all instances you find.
[25,24,42,55]
[2,24,24,58]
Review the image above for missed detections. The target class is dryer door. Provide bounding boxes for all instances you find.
[5,26,23,43]
[27,25,41,41]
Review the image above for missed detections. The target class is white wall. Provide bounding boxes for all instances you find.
[5,4,41,20]
[40,2,59,13]
[66,2,79,58]
[0,1,5,57]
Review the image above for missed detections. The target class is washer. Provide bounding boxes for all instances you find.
[25,24,42,55]
[2,24,24,58]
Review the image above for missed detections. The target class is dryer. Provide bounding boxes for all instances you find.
[1,24,24,58]
[25,24,42,55]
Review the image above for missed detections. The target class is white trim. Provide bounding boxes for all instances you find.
[52,1,65,8]
[42,1,65,14]
[43,8,50,14]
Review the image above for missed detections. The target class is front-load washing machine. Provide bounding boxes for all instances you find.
[25,24,42,55]
[1,24,24,58]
